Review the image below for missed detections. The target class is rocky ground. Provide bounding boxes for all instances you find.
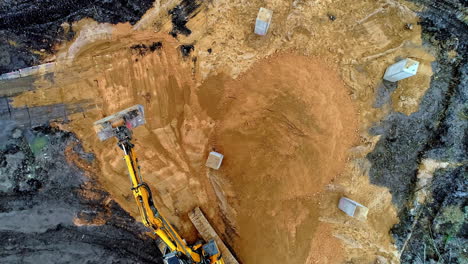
[0,122,162,263]
[367,0,467,263]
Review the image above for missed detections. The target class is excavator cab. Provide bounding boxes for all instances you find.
[202,240,223,263]
[162,239,222,264]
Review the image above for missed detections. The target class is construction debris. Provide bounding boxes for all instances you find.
[338,197,369,220]
[205,151,224,170]
[254,8,273,35]
[383,58,419,82]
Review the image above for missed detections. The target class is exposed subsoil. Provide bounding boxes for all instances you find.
[1,0,466,263]
[0,122,162,263]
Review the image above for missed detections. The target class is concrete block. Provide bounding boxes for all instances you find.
[205,151,224,170]
[255,8,273,36]
[19,66,39,77]
[0,71,20,80]
[383,58,419,82]
[338,197,369,220]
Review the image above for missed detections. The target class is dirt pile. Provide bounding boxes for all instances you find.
[0,123,162,263]
[201,54,358,263]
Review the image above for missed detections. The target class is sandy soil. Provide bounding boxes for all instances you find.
[8,0,437,263]
[202,54,358,263]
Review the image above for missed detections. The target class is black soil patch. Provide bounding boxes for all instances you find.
[130,42,163,56]
[180,44,195,57]
[150,42,163,51]
[0,0,155,74]
[168,0,201,38]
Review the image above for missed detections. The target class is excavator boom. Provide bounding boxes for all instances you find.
[94,105,225,264]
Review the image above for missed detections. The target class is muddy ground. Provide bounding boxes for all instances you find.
[0,0,467,263]
[0,122,162,263]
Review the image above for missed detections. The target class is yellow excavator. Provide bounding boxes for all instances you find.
[93,105,224,264]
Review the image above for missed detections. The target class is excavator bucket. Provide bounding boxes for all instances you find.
[93,104,145,141]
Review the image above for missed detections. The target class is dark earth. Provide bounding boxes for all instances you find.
[0,123,163,263]
[0,0,155,74]
[367,0,467,263]
[168,0,200,38]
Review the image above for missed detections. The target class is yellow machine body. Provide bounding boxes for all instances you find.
[94,105,224,264]
[124,149,202,262]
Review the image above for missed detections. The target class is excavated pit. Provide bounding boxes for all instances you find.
[8,25,358,262]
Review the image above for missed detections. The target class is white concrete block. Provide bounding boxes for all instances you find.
[0,71,20,80]
[338,197,369,220]
[205,152,224,170]
[19,66,39,77]
[255,8,273,36]
[383,58,419,82]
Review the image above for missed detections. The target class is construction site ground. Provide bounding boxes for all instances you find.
[1,0,466,263]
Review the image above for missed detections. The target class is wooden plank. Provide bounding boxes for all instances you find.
[189,207,239,264]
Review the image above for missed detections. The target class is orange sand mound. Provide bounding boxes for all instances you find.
[201,54,358,263]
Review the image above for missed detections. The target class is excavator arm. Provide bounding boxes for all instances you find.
[119,131,202,263]
[118,127,224,264]
[93,105,224,264]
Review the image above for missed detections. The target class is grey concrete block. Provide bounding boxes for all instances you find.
[338,197,369,220]
[255,8,273,36]
[383,58,419,82]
